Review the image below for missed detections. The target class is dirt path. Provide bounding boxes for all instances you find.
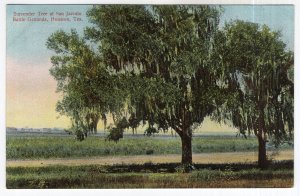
[6,150,293,167]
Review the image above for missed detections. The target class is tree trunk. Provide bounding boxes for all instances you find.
[93,121,98,134]
[92,115,99,134]
[257,135,268,169]
[180,134,192,164]
[256,107,268,169]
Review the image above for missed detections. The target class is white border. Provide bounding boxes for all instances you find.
[1,0,297,4]
[0,0,6,193]
[0,1,299,196]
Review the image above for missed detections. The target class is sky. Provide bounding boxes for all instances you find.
[6,4,294,131]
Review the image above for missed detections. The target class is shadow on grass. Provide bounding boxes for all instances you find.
[95,160,293,173]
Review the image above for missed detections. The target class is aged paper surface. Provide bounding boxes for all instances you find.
[1,0,299,195]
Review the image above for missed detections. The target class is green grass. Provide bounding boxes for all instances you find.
[6,135,292,159]
[6,135,293,188]
[6,162,293,188]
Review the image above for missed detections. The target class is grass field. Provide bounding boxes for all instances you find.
[6,161,293,188]
[6,134,294,188]
[6,134,292,159]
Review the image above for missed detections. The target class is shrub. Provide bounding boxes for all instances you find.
[105,127,123,143]
[146,149,154,155]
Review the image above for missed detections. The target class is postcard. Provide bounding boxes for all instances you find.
[4,0,296,191]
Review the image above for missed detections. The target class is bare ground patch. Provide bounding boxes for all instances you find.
[6,150,293,167]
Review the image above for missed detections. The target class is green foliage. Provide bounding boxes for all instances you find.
[46,29,128,140]
[86,5,223,138]
[105,117,130,142]
[210,20,294,168]
[213,20,294,145]
[144,126,159,136]
[71,123,85,141]
[105,127,124,143]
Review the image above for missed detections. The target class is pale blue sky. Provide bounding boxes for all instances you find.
[7,5,92,65]
[220,5,294,50]
[7,5,294,64]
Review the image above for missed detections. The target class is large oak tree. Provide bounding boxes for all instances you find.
[85,5,223,164]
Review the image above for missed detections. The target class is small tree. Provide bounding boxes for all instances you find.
[214,20,294,168]
[47,30,128,139]
[106,117,129,142]
[128,113,139,135]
